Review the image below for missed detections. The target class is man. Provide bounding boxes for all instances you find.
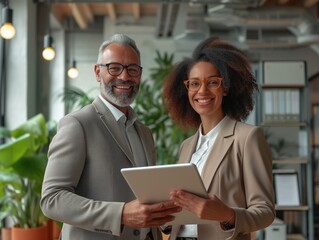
[40,34,180,240]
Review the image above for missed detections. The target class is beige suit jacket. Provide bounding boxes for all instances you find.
[41,98,159,240]
[172,117,275,240]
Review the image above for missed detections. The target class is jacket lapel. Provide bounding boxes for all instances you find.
[92,98,135,165]
[201,117,236,190]
[134,121,154,166]
[179,132,199,164]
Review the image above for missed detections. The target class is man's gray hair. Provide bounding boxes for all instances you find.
[97,34,140,63]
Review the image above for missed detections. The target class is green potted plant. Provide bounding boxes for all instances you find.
[0,114,57,240]
[58,87,95,113]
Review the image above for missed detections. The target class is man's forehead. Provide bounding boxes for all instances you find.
[102,44,140,63]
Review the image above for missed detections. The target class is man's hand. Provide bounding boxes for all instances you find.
[122,199,181,228]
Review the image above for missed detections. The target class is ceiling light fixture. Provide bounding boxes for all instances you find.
[0,5,16,40]
[67,60,79,79]
[42,34,55,61]
[42,0,55,61]
[67,19,79,79]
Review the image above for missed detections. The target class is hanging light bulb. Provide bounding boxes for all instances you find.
[42,34,55,61]
[0,6,16,40]
[67,19,79,79]
[67,60,79,79]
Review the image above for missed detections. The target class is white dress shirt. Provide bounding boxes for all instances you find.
[178,117,226,238]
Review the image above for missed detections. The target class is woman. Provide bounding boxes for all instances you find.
[162,38,275,240]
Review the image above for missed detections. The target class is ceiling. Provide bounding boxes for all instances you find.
[37,0,319,51]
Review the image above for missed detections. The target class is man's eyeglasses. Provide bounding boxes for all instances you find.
[98,62,142,77]
[184,77,223,91]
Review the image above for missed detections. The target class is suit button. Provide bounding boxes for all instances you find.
[133,229,140,236]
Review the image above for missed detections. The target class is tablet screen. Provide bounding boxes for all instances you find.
[121,163,212,225]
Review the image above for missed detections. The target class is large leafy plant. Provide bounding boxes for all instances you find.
[58,87,95,113]
[0,114,56,228]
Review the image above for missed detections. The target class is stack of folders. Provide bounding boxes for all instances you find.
[263,89,300,122]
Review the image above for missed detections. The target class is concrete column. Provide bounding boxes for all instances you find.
[4,0,36,129]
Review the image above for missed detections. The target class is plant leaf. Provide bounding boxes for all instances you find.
[0,134,31,167]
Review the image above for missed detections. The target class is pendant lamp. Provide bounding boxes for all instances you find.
[0,5,16,40]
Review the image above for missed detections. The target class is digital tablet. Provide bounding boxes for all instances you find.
[121,163,212,225]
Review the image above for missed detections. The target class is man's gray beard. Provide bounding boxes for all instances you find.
[100,78,138,107]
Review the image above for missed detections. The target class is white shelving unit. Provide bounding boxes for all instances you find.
[256,61,314,240]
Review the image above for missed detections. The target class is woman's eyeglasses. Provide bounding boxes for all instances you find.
[98,62,142,77]
[184,77,223,91]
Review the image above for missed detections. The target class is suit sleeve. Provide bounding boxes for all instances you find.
[230,127,276,239]
[40,115,123,236]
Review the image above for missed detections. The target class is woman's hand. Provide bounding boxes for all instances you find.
[170,190,235,225]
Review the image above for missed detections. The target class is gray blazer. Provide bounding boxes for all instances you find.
[40,98,158,240]
[172,117,275,240]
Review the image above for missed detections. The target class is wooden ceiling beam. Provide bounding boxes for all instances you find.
[132,3,140,20]
[304,0,319,7]
[106,3,117,21]
[51,5,64,25]
[278,0,290,4]
[81,4,94,23]
[69,3,88,29]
